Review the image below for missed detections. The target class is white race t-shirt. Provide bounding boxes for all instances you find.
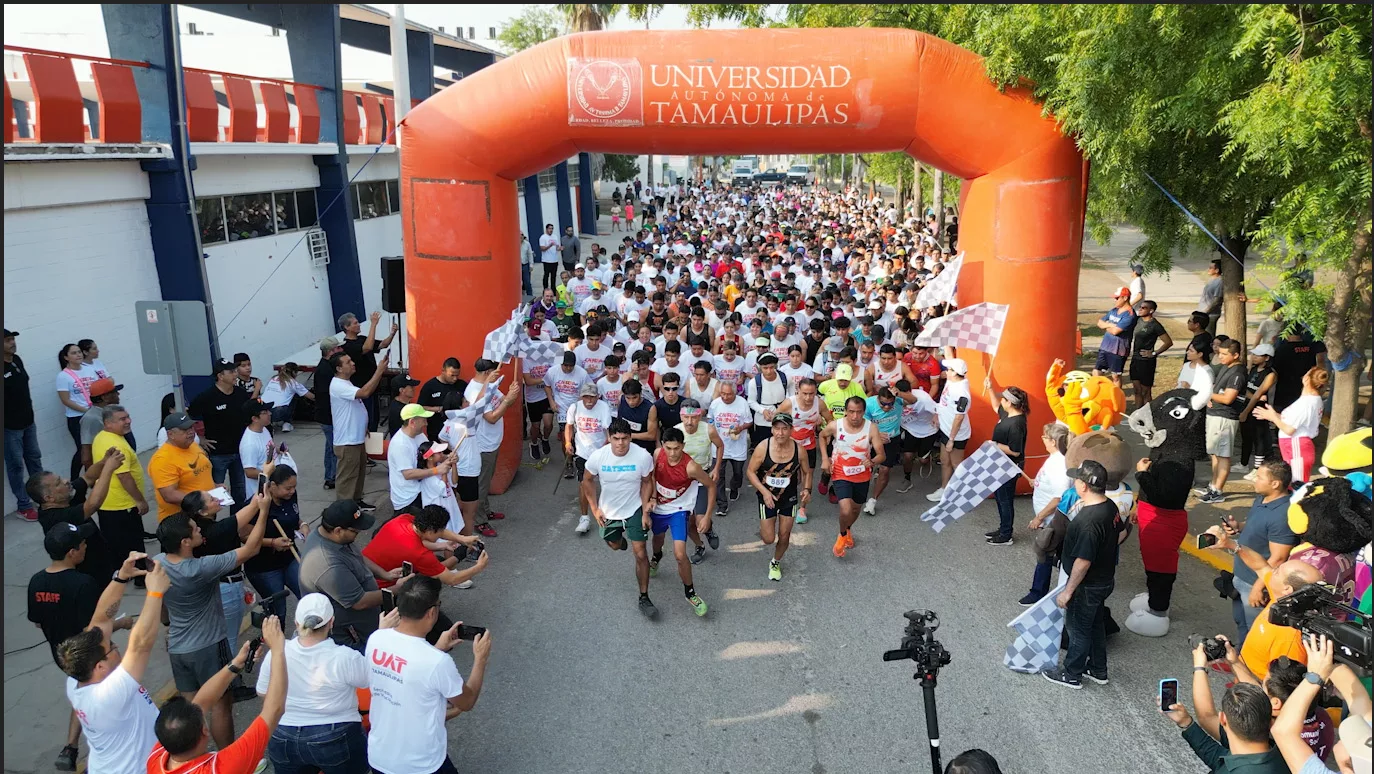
[566,400,613,459]
[67,667,159,774]
[463,381,506,453]
[575,343,610,381]
[585,443,654,521]
[438,420,481,478]
[329,377,368,445]
[366,628,466,774]
[1278,394,1323,440]
[544,366,589,422]
[255,636,368,727]
[936,378,972,441]
[539,233,560,263]
[1032,451,1070,515]
[597,375,626,408]
[899,388,940,438]
[708,396,753,461]
[387,429,425,509]
[239,426,273,491]
[420,473,464,533]
[262,377,309,410]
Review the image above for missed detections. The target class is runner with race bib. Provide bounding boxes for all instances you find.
[745,414,811,582]
[818,396,885,559]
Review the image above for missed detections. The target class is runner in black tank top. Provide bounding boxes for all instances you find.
[745,414,812,582]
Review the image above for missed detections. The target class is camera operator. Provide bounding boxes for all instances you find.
[300,500,408,651]
[59,553,168,774]
[147,615,287,774]
[366,575,492,774]
[154,490,271,751]
[944,750,1005,774]
[1272,635,1372,774]
[1188,636,1335,760]
[254,593,399,774]
[361,504,489,633]
[1206,556,1322,680]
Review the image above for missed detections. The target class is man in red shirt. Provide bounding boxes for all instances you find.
[362,506,489,590]
[903,346,943,398]
[146,616,287,774]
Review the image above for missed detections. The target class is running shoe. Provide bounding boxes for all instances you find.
[1198,489,1225,504]
[896,478,914,494]
[817,479,828,495]
[541,438,551,457]
[575,515,591,534]
[863,498,877,515]
[530,442,541,461]
[1042,668,1082,690]
[366,458,377,468]
[253,760,268,774]
[706,529,720,550]
[730,488,740,502]
[768,560,782,582]
[828,491,838,505]
[843,532,855,549]
[925,488,944,502]
[687,594,708,616]
[563,468,575,480]
[716,502,729,517]
[488,511,506,520]
[1191,484,1213,495]
[1084,671,1109,686]
[649,557,660,577]
[357,500,378,513]
[795,508,808,524]
[16,508,38,522]
[832,533,847,558]
[639,596,658,618]
[54,745,77,772]
[690,545,707,564]
[455,580,475,589]
[476,523,498,537]
[281,422,294,433]
[1242,469,1259,483]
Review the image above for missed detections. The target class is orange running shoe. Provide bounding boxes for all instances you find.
[832,533,847,558]
[843,532,855,550]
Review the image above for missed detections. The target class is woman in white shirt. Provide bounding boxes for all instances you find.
[55,343,93,479]
[256,593,389,773]
[261,363,315,432]
[1176,341,1215,408]
[1018,423,1074,605]
[1254,367,1328,483]
[78,339,112,382]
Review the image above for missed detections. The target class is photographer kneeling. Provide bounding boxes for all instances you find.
[255,593,403,774]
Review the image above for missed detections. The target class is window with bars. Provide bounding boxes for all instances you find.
[197,189,318,245]
[537,167,558,191]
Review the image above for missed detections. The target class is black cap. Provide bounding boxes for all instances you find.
[3,328,16,338]
[320,499,375,531]
[162,412,195,431]
[1066,460,1109,491]
[391,375,420,392]
[45,521,99,557]
[213,359,237,375]
[562,351,577,366]
[771,413,794,427]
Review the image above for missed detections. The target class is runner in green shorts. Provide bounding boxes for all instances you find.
[582,419,659,617]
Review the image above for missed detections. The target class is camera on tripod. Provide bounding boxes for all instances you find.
[882,610,953,774]
[1267,584,1370,672]
[242,590,289,673]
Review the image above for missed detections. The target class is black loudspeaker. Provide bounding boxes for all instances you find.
[381,256,405,313]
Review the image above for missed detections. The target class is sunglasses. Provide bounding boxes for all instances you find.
[662,386,679,391]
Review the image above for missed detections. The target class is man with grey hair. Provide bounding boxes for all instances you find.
[313,336,342,489]
[340,311,398,434]
[91,403,149,575]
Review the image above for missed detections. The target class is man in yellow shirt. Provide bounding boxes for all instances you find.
[90,404,149,574]
[1238,559,1322,680]
[148,412,215,521]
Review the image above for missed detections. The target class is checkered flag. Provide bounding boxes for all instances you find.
[919,441,1021,533]
[913,302,1009,357]
[518,337,565,368]
[1004,572,1070,674]
[914,253,963,310]
[443,376,505,434]
[482,304,530,364]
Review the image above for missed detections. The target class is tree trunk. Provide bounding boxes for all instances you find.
[932,169,945,242]
[1218,233,1250,347]
[1325,211,1373,437]
[912,160,923,221]
[646,154,654,188]
[895,165,906,212]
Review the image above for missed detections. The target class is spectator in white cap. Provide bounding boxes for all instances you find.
[255,592,393,773]
[929,351,972,502]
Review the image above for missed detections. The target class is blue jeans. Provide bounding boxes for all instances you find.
[4,424,43,510]
[521,263,533,296]
[220,580,245,651]
[1063,581,1114,679]
[209,453,247,511]
[1231,577,1263,648]
[270,404,293,425]
[993,477,1017,538]
[246,561,302,621]
[269,722,369,774]
[321,424,337,482]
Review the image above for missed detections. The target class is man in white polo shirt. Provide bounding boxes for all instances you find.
[388,403,449,517]
[329,349,390,511]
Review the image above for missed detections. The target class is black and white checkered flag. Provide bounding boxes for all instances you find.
[443,376,504,434]
[518,337,565,368]
[913,302,1009,356]
[1004,572,1070,674]
[919,441,1021,533]
[914,253,963,310]
[482,304,530,364]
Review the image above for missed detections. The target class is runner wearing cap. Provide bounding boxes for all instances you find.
[675,399,723,564]
[929,354,973,502]
[565,382,613,534]
[819,396,885,559]
[816,363,867,501]
[581,419,657,615]
[745,413,811,581]
[650,428,714,617]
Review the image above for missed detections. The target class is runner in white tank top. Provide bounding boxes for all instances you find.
[817,395,885,559]
[675,399,724,563]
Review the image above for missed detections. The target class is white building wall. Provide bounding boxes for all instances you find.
[353,213,410,365]
[3,160,170,511]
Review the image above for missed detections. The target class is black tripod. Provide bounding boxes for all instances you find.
[882,609,953,774]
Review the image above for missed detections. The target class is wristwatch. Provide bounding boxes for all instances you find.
[111,572,130,584]
[1303,671,1325,686]
[1194,666,1209,673]
[228,663,243,675]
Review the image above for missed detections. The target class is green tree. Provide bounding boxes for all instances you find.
[497,6,565,53]
[602,154,639,182]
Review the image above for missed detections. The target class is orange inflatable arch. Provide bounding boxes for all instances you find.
[401,29,1086,492]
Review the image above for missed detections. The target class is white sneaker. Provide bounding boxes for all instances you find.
[926,488,945,502]
[253,760,268,774]
[1242,469,1259,483]
[455,580,475,589]
[281,422,294,433]
[575,514,592,534]
[863,498,877,515]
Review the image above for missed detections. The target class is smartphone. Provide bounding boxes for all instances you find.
[380,589,395,615]
[468,540,485,561]
[401,561,414,578]
[455,624,487,640]
[134,556,154,572]
[1159,678,1179,712]
[1197,533,1218,550]
[257,475,267,495]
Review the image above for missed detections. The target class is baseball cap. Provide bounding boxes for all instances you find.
[422,442,449,459]
[89,378,123,398]
[942,358,968,376]
[1066,460,1109,490]
[295,593,335,631]
[869,298,885,309]
[579,382,600,397]
[400,404,435,421]
[391,375,420,392]
[771,413,793,427]
[1251,343,1275,357]
[319,335,341,354]
[562,351,577,366]
[45,521,99,558]
[162,412,195,431]
[320,499,375,531]
[3,328,16,338]
[754,336,771,347]
[834,363,855,381]
[1112,286,1131,300]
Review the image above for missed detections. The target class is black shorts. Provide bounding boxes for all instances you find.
[881,439,901,468]
[169,638,232,692]
[1129,357,1157,387]
[901,431,937,457]
[757,498,798,520]
[526,399,552,423]
[830,479,870,503]
[934,430,968,450]
[456,475,480,502]
[574,455,588,481]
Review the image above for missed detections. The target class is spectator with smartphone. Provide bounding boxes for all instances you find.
[1272,635,1373,774]
[59,553,169,774]
[299,500,402,652]
[1161,680,1288,773]
[254,593,397,774]
[147,615,288,774]
[28,447,123,587]
[362,504,489,605]
[366,575,492,774]
[1212,460,1297,646]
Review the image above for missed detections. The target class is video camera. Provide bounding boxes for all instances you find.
[242,590,289,673]
[1267,584,1370,672]
[882,610,952,676]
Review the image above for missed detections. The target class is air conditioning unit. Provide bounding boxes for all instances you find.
[307,228,330,268]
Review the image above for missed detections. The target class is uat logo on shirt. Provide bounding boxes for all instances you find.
[371,649,407,674]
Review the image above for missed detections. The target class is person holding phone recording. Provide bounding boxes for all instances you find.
[1161,679,1289,772]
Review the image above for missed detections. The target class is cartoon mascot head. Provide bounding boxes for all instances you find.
[1127,388,1207,462]
[1288,475,1373,555]
[1065,430,1134,488]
